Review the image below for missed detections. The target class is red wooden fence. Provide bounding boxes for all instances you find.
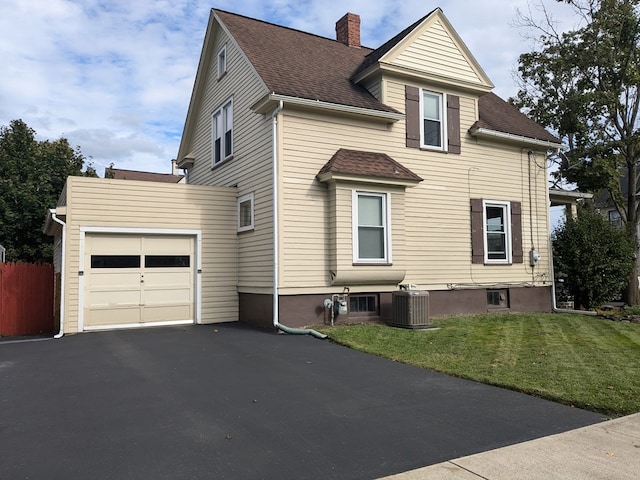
[0,262,54,337]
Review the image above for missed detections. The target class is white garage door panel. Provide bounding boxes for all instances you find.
[84,233,195,330]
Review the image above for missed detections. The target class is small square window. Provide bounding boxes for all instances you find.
[238,193,254,232]
[487,289,509,309]
[217,45,227,79]
[349,294,378,316]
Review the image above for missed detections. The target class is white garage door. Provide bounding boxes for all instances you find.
[84,234,195,330]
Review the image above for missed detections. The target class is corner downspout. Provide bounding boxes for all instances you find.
[50,210,67,338]
[270,101,327,340]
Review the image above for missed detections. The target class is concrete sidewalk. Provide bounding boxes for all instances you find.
[380,413,640,480]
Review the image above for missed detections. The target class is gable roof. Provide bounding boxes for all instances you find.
[215,9,399,114]
[179,9,560,160]
[354,12,432,77]
[317,149,423,184]
[106,168,184,183]
[471,93,560,145]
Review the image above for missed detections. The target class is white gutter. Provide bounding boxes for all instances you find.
[471,127,562,150]
[264,94,404,122]
[50,210,67,338]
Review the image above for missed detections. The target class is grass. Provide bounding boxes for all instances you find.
[318,313,640,417]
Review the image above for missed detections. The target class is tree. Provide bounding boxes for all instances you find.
[0,119,95,263]
[553,205,636,308]
[513,0,640,304]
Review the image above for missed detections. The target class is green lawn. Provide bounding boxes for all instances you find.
[319,313,640,417]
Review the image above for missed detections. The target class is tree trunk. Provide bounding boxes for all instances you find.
[623,264,639,305]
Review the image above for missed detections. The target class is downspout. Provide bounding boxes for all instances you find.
[270,101,326,340]
[50,210,67,338]
[549,214,596,316]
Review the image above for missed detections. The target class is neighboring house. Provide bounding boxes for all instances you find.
[45,8,563,335]
[105,162,185,183]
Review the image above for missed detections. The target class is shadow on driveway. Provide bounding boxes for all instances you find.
[0,323,605,480]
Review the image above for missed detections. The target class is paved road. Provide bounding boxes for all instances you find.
[0,323,605,480]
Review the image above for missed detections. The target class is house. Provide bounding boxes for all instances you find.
[105,161,185,183]
[45,8,562,335]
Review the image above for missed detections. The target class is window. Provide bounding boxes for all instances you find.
[238,192,254,232]
[91,255,140,269]
[422,90,443,148]
[144,255,190,268]
[487,289,509,308]
[353,191,390,263]
[349,294,379,316]
[471,198,522,265]
[405,86,460,153]
[217,45,227,79]
[212,98,233,166]
[609,210,622,228]
[484,200,511,263]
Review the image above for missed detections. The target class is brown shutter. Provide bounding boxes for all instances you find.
[471,198,484,264]
[447,95,461,154]
[405,85,421,149]
[511,201,523,264]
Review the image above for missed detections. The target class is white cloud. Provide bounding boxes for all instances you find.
[0,0,579,176]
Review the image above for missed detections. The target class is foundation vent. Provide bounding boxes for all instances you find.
[390,290,431,328]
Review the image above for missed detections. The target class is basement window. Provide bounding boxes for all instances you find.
[487,289,509,309]
[349,294,378,316]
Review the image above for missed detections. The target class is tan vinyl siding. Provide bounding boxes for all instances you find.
[181,23,274,291]
[61,176,238,333]
[390,19,483,86]
[278,77,551,292]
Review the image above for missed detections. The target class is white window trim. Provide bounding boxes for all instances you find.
[352,190,392,264]
[420,89,447,151]
[217,44,227,79]
[211,97,233,167]
[482,199,512,264]
[237,192,254,232]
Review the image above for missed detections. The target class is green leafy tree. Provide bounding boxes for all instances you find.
[0,119,95,263]
[553,205,637,308]
[513,0,640,304]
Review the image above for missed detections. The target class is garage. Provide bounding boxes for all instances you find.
[82,233,195,330]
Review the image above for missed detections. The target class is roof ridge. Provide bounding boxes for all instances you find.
[213,8,374,52]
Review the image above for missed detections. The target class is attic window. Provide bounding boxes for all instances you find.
[217,45,227,79]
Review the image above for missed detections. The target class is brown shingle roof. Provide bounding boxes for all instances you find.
[318,149,423,182]
[215,9,558,145]
[215,9,399,114]
[472,92,560,144]
[106,168,183,183]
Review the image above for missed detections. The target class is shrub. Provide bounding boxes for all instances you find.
[553,205,637,309]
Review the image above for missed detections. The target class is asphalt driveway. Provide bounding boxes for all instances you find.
[1,323,605,480]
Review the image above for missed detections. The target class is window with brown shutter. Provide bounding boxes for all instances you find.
[405,86,461,154]
[470,199,523,264]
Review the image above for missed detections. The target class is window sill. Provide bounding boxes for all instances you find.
[211,155,234,170]
[352,262,393,266]
[237,227,254,234]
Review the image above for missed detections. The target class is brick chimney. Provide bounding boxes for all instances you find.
[336,13,360,47]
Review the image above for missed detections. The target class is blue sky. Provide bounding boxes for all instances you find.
[0,0,580,177]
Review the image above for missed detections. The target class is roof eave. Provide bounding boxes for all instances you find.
[470,127,561,150]
[317,172,422,187]
[251,93,404,123]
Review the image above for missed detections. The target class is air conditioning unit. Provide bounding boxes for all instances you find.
[390,290,431,328]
